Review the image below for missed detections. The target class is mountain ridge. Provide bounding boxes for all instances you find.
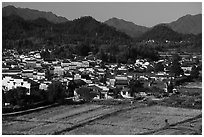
[137,24,183,42]
[2,5,202,46]
[104,14,202,38]
[3,5,201,36]
[2,14,131,47]
[168,14,202,35]
[2,5,68,23]
[105,17,149,38]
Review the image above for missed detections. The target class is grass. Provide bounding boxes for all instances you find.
[145,87,202,109]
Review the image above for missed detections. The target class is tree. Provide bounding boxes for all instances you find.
[154,62,164,72]
[190,65,199,79]
[47,81,65,103]
[167,80,174,93]
[128,79,144,97]
[2,90,6,107]
[67,80,76,97]
[76,87,97,101]
[112,87,122,98]
[45,68,53,80]
[170,54,183,77]
[172,53,181,62]
[194,57,200,65]
[146,65,154,73]
[117,51,128,63]
[98,49,108,62]
[40,49,51,59]
[77,42,91,56]
[99,74,107,85]
[5,87,28,106]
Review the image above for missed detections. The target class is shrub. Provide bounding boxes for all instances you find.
[147,100,158,106]
[47,81,65,103]
[76,87,97,102]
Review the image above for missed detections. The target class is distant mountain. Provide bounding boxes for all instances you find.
[2,15,131,48]
[168,14,202,35]
[138,24,183,42]
[104,17,149,38]
[105,14,202,38]
[2,5,68,23]
[54,16,131,42]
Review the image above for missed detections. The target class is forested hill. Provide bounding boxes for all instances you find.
[3,15,132,49]
[105,17,149,38]
[168,14,202,35]
[136,24,202,43]
[105,14,201,38]
[3,5,68,23]
[137,24,183,42]
[135,24,202,53]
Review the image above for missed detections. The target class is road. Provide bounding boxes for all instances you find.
[2,103,202,135]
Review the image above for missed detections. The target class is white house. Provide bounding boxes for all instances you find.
[37,72,46,80]
[82,61,89,67]
[181,66,192,72]
[22,69,34,78]
[89,84,110,99]
[2,69,21,76]
[120,87,133,99]
[2,76,31,94]
[39,83,49,90]
[74,74,81,80]
[54,66,64,76]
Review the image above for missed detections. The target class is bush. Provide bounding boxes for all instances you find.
[184,91,200,97]
[4,87,28,106]
[47,81,65,103]
[76,87,97,101]
[147,100,158,106]
[148,86,164,96]
[175,76,192,86]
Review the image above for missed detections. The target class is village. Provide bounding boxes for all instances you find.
[2,47,202,135]
[2,47,202,110]
[2,2,202,135]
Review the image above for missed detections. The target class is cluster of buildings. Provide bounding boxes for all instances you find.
[158,49,201,76]
[2,48,201,104]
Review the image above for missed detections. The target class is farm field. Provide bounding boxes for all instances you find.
[64,105,201,135]
[2,103,201,135]
[152,117,202,135]
[183,82,202,89]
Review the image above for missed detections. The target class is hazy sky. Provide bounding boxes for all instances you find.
[2,2,202,27]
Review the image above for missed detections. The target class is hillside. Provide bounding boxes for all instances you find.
[2,15,132,49]
[168,14,202,34]
[138,24,183,42]
[105,14,202,38]
[3,15,161,62]
[105,17,149,38]
[2,5,68,23]
[3,5,201,36]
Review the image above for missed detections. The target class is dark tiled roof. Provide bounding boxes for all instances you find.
[23,78,39,85]
[44,58,56,61]
[62,60,71,63]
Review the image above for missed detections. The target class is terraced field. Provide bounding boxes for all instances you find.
[2,103,202,135]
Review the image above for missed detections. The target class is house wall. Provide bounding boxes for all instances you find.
[54,66,64,76]
[2,76,31,92]
[120,91,132,98]
[26,62,36,68]
[39,83,48,90]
